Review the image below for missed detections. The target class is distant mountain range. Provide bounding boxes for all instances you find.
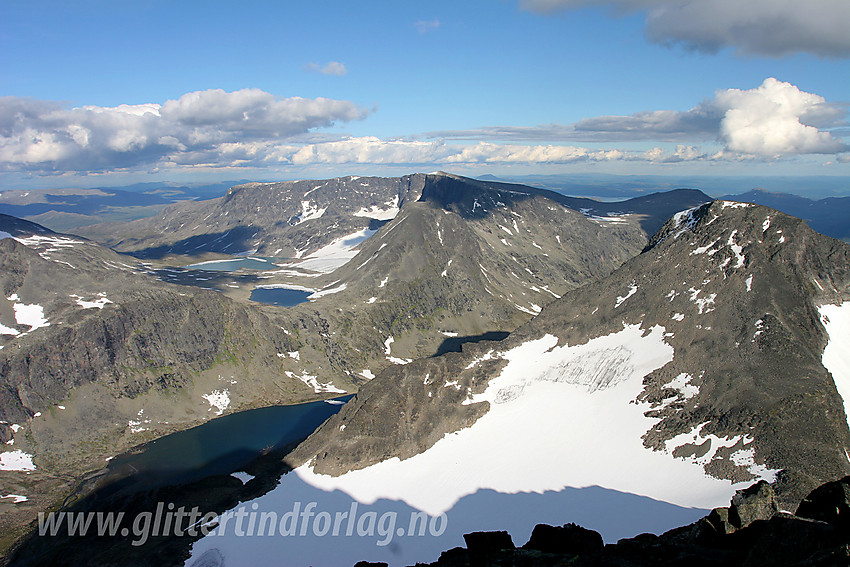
[0,182,243,232]
[482,173,850,202]
[717,189,850,242]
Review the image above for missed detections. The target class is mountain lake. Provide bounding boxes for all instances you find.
[248,286,313,306]
[103,395,352,490]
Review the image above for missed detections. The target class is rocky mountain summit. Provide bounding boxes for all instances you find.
[288,199,850,510]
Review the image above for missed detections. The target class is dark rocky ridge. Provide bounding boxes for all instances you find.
[287,200,850,508]
[77,172,710,261]
[406,476,850,567]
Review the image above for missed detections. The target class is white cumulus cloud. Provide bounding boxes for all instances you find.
[427,78,848,157]
[714,78,848,156]
[0,90,368,172]
[520,0,850,57]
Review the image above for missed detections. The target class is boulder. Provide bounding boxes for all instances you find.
[463,531,515,554]
[796,475,850,528]
[523,523,604,554]
[729,480,779,529]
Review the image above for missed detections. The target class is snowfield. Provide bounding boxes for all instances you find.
[187,323,784,566]
[820,302,850,431]
[291,229,377,273]
[296,324,751,515]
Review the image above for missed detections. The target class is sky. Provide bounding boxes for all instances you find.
[1,0,849,190]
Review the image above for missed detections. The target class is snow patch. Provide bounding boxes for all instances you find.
[360,369,375,380]
[727,230,746,269]
[128,408,152,433]
[12,302,49,332]
[615,282,638,308]
[1,493,28,503]
[295,201,327,224]
[0,450,36,471]
[202,390,230,415]
[663,373,699,400]
[690,238,720,256]
[688,288,717,314]
[231,471,255,484]
[353,196,400,220]
[71,293,113,309]
[285,371,346,393]
[671,207,700,238]
[720,201,752,209]
[291,229,376,273]
[0,322,19,336]
[308,283,347,299]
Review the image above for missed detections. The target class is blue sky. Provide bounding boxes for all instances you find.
[2,0,849,189]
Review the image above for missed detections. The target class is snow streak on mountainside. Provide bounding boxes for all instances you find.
[820,302,850,433]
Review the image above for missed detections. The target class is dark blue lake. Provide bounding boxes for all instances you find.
[249,286,312,307]
[105,395,351,489]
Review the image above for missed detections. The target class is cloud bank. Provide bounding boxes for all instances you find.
[430,78,848,157]
[0,89,368,172]
[520,0,850,57]
[0,80,846,178]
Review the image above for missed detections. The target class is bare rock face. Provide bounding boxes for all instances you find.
[729,480,780,529]
[463,531,515,554]
[796,475,850,528]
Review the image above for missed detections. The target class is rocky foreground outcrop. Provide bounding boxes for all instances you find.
[358,476,850,567]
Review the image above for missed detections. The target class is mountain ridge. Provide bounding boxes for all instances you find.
[286,199,850,508]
